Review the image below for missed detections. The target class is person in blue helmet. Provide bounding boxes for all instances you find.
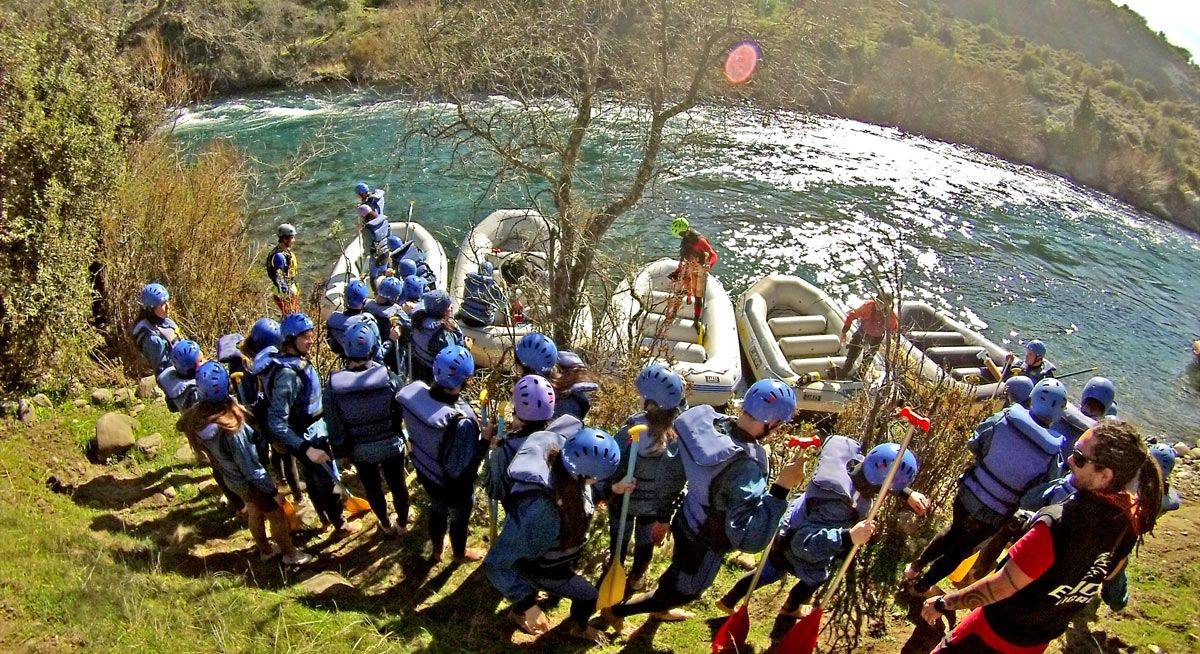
[267,224,300,316]
[596,363,688,593]
[486,375,584,511]
[262,312,354,536]
[484,427,622,642]
[158,340,203,413]
[324,322,409,537]
[180,362,312,566]
[400,274,426,316]
[718,439,929,642]
[131,282,181,374]
[388,238,437,288]
[408,290,464,384]
[1052,376,1117,466]
[1010,339,1056,382]
[397,345,488,561]
[904,378,1068,596]
[457,261,502,328]
[364,276,407,375]
[552,351,599,421]
[325,279,372,359]
[355,181,385,216]
[358,204,392,286]
[515,332,558,378]
[602,379,810,628]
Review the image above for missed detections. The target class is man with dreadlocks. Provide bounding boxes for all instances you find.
[920,418,1163,653]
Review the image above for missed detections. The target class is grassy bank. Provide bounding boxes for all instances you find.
[1,398,1196,653]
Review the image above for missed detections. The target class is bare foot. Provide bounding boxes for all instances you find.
[453,548,485,562]
[650,608,694,622]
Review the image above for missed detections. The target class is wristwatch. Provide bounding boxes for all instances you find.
[934,596,951,614]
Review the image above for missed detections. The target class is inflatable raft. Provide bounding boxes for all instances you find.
[448,209,592,368]
[898,301,1038,401]
[611,258,740,407]
[322,220,448,317]
[736,274,867,413]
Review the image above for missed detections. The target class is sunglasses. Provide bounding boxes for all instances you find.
[1070,448,1096,468]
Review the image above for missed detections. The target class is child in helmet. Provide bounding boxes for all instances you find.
[484,427,622,642]
[514,332,558,379]
[408,290,465,384]
[598,363,687,592]
[324,323,410,537]
[400,274,426,317]
[326,279,372,359]
[180,362,312,566]
[131,282,181,374]
[397,345,489,561]
[552,351,599,421]
[158,340,203,413]
[717,439,929,641]
[365,276,409,376]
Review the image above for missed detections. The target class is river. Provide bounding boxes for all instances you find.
[172,87,1200,444]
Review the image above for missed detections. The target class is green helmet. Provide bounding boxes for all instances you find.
[670,217,691,237]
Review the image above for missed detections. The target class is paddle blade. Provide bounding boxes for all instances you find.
[281,499,303,532]
[712,606,750,654]
[949,551,980,586]
[777,607,823,654]
[345,494,372,518]
[596,561,627,610]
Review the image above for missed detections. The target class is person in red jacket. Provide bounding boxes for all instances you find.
[667,217,718,336]
[838,290,898,379]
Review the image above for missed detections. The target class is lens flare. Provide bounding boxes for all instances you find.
[724,40,762,85]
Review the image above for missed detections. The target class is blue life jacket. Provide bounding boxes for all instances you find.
[396,381,478,487]
[363,190,384,216]
[506,431,595,570]
[325,310,358,357]
[216,333,243,365]
[365,299,405,337]
[615,414,681,516]
[674,405,769,543]
[410,315,463,368]
[262,349,323,437]
[1025,360,1057,383]
[328,363,403,464]
[490,414,583,509]
[458,271,501,326]
[1163,487,1181,512]
[552,381,598,421]
[364,216,391,256]
[962,404,1063,517]
[132,316,180,348]
[781,435,866,535]
[1051,403,1096,461]
[157,366,198,413]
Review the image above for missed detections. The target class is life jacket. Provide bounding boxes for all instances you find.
[262,349,323,439]
[674,405,769,550]
[781,435,866,536]
[1051,403,1096,461]
[364,216,391,257]
[984,492,1135,646]
[491,415,583,508]
[1023,360,1057,383]
[157,366,197,413]
[962,404,1063,517]
[132,316,180,354]
[552,382,598,421]
[265,246,297,285]
[615,414,681,516]
[363,190,384,216]
[396,381,478,487]
[328,363,402,464]
[365,299,404,336]
[506,431,594,571]
[216,333,243,365]
[1163,487,1181,512]
[410,315,462,368]
[457,271,501,327]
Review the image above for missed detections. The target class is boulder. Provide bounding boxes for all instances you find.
[113,388,131,406]
[174,443,197,463]
[17,399,35,425]
[69,382,86,398]
[30,393,52,408]
[1174,442,1191,457]
[0,401,17,417]
[136,433,164,457]
[90,388,113,406]
[136,376,161,399]
[94,412,137,460]
[299,572,358,600]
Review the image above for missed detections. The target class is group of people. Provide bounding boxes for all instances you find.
[126,197,1185,652]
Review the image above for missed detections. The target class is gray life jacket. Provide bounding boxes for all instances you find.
[396,381,476,486]
[364,216,390,257]
[491,414,583,508]
[552,381,599,421]
[506,430,595,570]
[962,404,1063,516]
[781,435,867,535]
[157,366,197,413]
[328,363,402,464]
[262,349,323,437]
[457,271,501,327]
[217,333,244,365]
[615,414,680,516]
[674,405,769,547]
[1052,403,1096,460]
[132,316,180,348]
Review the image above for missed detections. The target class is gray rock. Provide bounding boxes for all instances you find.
[113,388,131,406]
[72,398,88,408]
[174,443,197,463]
[1174,442,1191,457]
[0,401,17,417]
[136,376,160,399]
[30,393,52,408]
[299,572,358,599]
[17,399,35,425]
[136,433,164,457]
[94,412,138,459]
[162,485,178,500]
[90,388,113,406]
[69,382,86,398]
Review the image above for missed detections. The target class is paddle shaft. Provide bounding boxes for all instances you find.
[1055,366,1099,380]
[612,430,642,564]
[738,443,812,611]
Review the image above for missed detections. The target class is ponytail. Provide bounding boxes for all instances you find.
[644,402,680,453]
[1133,454,1163,537]
[1090,418,1162,539]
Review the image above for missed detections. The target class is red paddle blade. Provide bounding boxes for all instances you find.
[787,435,822,449]
[777,607,823,654]
[712,606,750,654]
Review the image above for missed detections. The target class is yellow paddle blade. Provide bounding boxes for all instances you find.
[345,494,373,518]
[479,389,490,403]
[949,551,980,585]
[596,561,627,610]
[281,499,303,533]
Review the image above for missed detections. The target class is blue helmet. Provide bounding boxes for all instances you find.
[140,283,169,308]
[398,258,418,278]
[280,312,315,340]
[195,361,231,404]
[562,428,621,480]
[170,340,202,376]
[377,276,404,303]
[743,379,797,425]
[1029,378,1068,423]
[1026,339,1047,358]
[421,290,452,318]
[387,235,404,252]
[863,443,919,490]
[345,279,370,310]
[355,181,370,195]
[249,318,282,350]
[1081,377,1116,414]
[434,345,475,388]
[1004,375,1035,406]
[1149,442,1176,478]
[635,363,685,410]
[403,274,427,301]
[343,321,378,360]
[516,332,558,375]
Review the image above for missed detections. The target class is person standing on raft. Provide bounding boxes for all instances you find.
[839,290,899,380]
[667,217,718,338]
[267,223,301,317]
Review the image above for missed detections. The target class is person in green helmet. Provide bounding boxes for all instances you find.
[667,217,718,336]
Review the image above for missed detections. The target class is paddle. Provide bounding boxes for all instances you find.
[712,434,823,654]
[1054,366,1099,380]
[948,551,980,587]
[778,407,930,654]
[325,461,373,519]
[488,402,509,543]
[280,497,304,532]
[597,424,650,611]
